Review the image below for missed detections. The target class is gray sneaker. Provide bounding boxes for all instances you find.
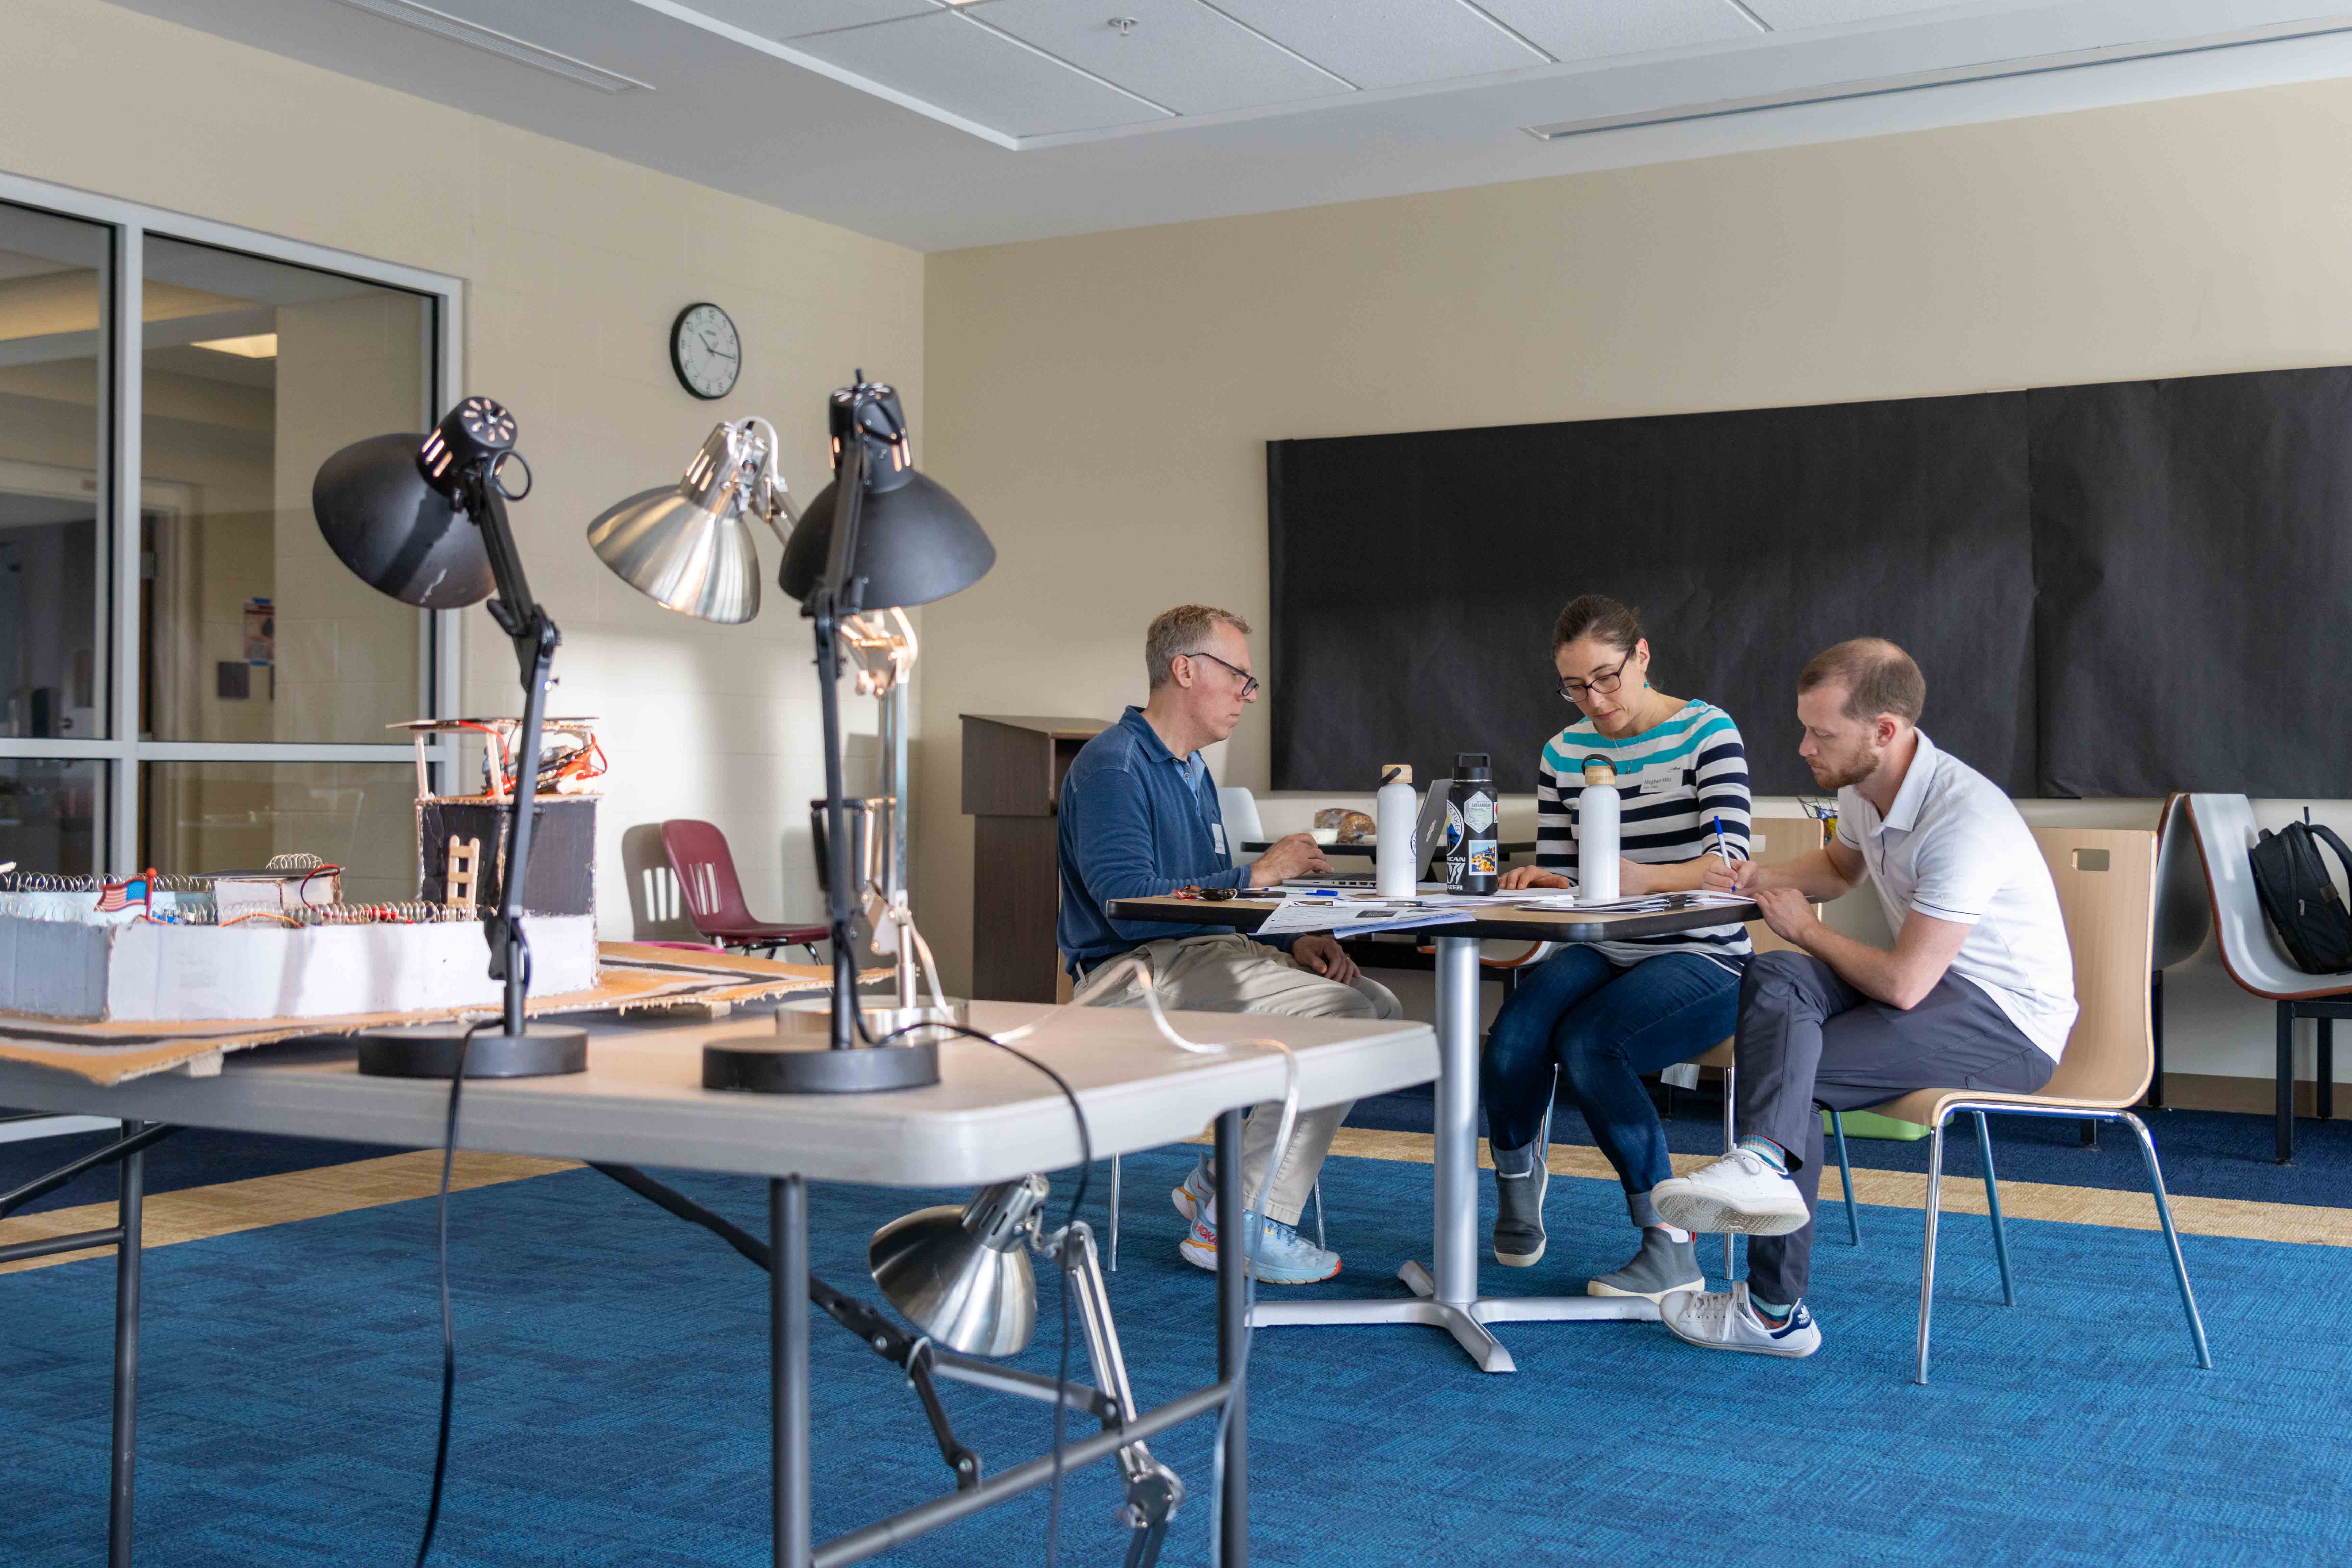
[1491,1142,1547,1267]
[1587,1228,1705,1303]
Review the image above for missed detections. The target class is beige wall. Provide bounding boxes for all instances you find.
[920,75,2352,1083]
[3,0,924,933]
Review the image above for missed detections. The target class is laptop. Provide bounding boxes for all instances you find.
[1280,782,1454,891]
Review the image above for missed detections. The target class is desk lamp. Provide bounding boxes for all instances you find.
[312,397,587,1078]
[587,373,993,1093]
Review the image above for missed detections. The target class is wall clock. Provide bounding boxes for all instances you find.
[670,302,740,400]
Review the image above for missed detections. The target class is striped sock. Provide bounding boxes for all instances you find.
[1737,1135,1791,1175]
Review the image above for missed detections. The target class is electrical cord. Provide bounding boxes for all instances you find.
[414,1020,489,1567]
[871,927,1297,1568]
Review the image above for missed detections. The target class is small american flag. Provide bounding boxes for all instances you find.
[96,875,149,912]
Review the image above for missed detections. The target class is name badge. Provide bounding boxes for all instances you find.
[1211,822,1226,856]
[1639,775,1676,794]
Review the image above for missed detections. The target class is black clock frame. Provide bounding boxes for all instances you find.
[670,301,740,401]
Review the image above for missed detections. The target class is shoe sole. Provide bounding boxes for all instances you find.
[1587,1275,1705,1304]
[1652,1188,1808,1238]
[1171,1184,1198,1222]
[1178,1235,1341,1286]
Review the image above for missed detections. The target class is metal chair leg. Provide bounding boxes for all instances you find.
[1310,1180,1325,1252]
[1974,1111,2014,1306]
[1830,1109,1861,1247]
[2122,1112,2213,1370]
[1916,1116,1948,1385]
[1720,1063,1737,1283]
[1108,1154,1122,1272]
[2277,1001,2297,1165]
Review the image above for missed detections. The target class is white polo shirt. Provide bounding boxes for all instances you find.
[1835,731,2077,1058]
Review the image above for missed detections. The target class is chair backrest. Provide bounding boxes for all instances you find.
[1745,816,1832,956]
[2182,792,2352,997]
[2031,825,2156,1106]
[660,818,755,934]
[1217,787,1265,866]
[2152,793,2211,972]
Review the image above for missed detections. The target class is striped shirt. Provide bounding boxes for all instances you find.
[1535,698,1754,968]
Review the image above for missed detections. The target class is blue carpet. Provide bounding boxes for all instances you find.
[0,1124,401,1216]
[1348,1085,2352,1205]
[2,1145,2343,1566]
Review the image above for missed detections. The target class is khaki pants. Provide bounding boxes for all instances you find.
[1081,933,1402,1226]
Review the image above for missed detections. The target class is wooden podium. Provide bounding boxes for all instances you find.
[961,713,1112,1002]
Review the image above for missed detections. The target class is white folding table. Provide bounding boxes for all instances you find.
[0,1000,1436,1567]
[1109,895,1757,1373]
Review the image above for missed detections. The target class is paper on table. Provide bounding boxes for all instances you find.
[1517,891,1752,913]
[1254,897,1479,937]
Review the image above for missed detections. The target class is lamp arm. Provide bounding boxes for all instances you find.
[462,473,561,1040]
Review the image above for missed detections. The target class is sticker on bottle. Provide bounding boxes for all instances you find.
[1469,845,1497,875]
[1445,799,1466,843]
[1464,792,1495,832]
[1446,855,1467,886]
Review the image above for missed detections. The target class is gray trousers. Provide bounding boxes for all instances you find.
[1080,933,1401,1226]
[1734,950,2053,1305]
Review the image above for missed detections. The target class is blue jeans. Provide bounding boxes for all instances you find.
[1481,947,1747,1206]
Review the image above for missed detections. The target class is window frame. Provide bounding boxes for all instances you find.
[0,170,464,872]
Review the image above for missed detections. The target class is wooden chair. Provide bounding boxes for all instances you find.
[1847,826,2209,1384]
[2182,793,2351,1163]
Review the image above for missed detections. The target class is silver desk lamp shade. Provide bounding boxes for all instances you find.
[868,1175,1045,1356]
[585,420,792,624]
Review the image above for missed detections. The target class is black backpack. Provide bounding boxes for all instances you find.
[2249,814,2352,975]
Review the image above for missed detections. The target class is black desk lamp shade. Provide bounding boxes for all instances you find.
[778,468,993,610]
[313,433,495,610]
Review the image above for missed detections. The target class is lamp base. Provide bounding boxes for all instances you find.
[356,1022,590,1079]
[704,1036,940,1094]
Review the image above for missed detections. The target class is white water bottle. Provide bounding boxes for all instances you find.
[1578,757,1621,903]
[1375,764,1417,898]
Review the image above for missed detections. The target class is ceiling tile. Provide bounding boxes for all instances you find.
[1743,0,1984,27]
[791,9,1170,135]
[1473,0,1762,62]
[680,0,941,40]
[979,0,1350,115]
[1207,0,1547,91]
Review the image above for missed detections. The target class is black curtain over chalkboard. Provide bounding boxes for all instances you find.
[1270,393,2035,797]
[1269,367,2352,799]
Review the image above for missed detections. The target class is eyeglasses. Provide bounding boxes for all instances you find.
[1181,649,1260,700]
[1558,652,1633,703]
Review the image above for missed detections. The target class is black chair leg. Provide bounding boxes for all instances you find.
[2079,1120,2098,1149]
[2277,1001,2297,1165]
[2148,969,2166,1109]
[2320,1019,2335,1122]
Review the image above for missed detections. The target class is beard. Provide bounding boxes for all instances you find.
[1807,750,1877,791]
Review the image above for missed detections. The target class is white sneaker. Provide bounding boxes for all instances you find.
[1659,1283,1822,1359]
[1651,1148,1809,1236]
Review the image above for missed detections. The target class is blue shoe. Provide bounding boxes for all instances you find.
[1178,1210,1341,1285]
[1171,1159,1216,1224]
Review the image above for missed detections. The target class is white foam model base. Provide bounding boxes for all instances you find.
[0,915,599,1022]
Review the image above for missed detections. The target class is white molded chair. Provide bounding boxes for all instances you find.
[1216,786,1265,868]
[2147,795,2211,1114]
[2183,793,2352,1163]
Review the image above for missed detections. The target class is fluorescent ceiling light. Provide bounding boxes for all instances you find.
[1525,18,2352,141]
[192,333,279,359]
[324,0,655,93]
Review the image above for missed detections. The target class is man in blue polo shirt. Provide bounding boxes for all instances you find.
[1059,603,1402,1284]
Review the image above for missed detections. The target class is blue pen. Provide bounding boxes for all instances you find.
[1300,888,1339,897]
[1712,815,1730,862]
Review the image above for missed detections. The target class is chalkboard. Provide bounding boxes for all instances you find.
[1269,392,2035,797]
[1270,368,2352,799]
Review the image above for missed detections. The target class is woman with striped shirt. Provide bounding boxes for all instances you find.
[1481,595,1754,1302]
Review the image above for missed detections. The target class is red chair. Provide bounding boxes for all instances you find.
[659,819,826,962]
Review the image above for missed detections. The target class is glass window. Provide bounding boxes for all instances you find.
[0,201,109,742]
[0,758,106,876]
[140,762,416,903]
[141,236,435,744]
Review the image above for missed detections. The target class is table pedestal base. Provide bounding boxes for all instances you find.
[1250,1260,1662,1374]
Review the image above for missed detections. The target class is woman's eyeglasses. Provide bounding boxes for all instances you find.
[1558,652,1633,703]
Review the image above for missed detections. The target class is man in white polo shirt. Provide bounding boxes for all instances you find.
[1651,637,2074,1358]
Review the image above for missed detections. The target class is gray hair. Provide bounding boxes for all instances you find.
[1145,604,1252,689]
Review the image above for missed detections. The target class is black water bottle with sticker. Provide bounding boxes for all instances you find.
[1445,753,1499,895]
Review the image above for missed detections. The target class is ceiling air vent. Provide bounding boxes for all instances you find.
[324,0,655,93]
